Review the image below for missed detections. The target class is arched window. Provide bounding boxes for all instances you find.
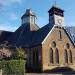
[66,43,70,49]
[52,41,56,48]
[50,48,53,64]
[69,50,72,63]
[59,30,62,40]
[64,50,68,63]
[55,48,59,64]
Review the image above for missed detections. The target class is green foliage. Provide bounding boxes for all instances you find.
[0,60,26,75]
[14,47,26,60]
[0,61,2,69]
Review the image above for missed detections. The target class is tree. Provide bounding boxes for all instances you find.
[15,47,26,60]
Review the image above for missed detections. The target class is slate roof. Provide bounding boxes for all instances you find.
[7,23,53,48]
[21,9,36,19]
[48,5,64,12]
[65,27,75,45]
[0,23,75,48]
[0,30,13,44]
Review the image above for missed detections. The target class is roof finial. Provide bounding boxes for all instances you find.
[54,0,57,7]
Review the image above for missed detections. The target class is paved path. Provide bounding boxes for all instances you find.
[25,73,75,75]
[26,74,62,75]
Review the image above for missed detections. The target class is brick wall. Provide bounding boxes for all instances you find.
[42,27,75,71]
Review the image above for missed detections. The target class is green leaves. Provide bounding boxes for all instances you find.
[0,60,26,75]
[16,47,25,60]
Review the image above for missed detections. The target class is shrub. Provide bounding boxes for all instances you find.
[0,61,2,69]
[12,47,26,60]
[0,60,26,75]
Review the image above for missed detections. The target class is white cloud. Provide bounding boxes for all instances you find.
[0,1,6,9]
[10,13,18,21]
[11,0,22,4]
[0,0,22,9]
[0,24,18,32]
[0,0,9,7]
[0,3,2,7]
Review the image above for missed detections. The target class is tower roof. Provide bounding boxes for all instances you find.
[21,9,36,19]
[48,5,64,17]
[48,5,64,13]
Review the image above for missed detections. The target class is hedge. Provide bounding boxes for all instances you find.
[0,60,26,75]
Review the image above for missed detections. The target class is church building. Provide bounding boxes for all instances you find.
[0,5,75,72]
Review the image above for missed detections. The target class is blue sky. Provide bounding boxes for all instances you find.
[0,0,75,32]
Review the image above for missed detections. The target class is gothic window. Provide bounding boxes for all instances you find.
[50,48,53,64]
[66,43,70,49]
[59,30,62,40]
[52,41,56,47]
[69,50,72,63]
[55,48,59,64]
[64,50,68,63]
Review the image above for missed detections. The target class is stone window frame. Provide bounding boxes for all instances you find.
[69,50,72,63]
[55,48,59,64]
[51,41,56,48]
[64,49,68,64]
[50,48,54,64]
[66,43,70,49]
[59,30,62,40]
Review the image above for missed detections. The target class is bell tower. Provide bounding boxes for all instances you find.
[21,9,36,25]
[21,9,39,31]
[48,5,64,26]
